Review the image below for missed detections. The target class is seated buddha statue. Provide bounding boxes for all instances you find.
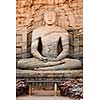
[17,10,82,70]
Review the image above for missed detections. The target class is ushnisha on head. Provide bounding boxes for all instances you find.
[44,10,57,26]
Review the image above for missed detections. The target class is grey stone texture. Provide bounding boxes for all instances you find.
[16,0,83,59]
[17,10,82,70]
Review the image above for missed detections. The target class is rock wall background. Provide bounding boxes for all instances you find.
[16,0,83,62]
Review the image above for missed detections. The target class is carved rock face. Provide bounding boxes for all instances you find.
[17,10,82,70]
[44,10,56,25]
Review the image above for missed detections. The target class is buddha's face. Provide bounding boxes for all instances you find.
[44,11,56,25]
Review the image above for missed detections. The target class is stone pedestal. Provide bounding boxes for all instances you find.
[16,69,83,79]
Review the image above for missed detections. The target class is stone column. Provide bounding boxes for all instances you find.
[74,29,80,59]
[54,83,57,96]
[21,28,27,58]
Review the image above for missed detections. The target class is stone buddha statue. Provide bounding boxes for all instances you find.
[17,10,82,70]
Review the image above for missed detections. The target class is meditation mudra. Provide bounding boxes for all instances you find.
[18,10,82,70]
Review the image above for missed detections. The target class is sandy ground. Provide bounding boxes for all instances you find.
[16,96,79,100]
[16,90,82,100]
[31,89,61,96]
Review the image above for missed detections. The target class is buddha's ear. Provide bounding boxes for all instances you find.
[42,12,46,25]
[43,19,46,25]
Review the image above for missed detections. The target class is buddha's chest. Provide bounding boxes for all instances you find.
[41,34,61,58]
[41,33,60,47]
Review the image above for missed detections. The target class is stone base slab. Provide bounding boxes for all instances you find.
[16,69,83,78]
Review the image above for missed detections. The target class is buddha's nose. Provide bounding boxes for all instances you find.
[48,17,52,21]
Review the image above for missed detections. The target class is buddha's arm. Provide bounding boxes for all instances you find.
[31,39,41,58]
[56,34,69,60]
[31,39,47,61]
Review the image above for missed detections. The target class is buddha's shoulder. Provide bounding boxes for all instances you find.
[33,26,46,33]
[33,26,66,31]
[54,26,67,32]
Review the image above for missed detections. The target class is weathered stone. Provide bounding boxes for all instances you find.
[16,79,29,96]
[16,48,22,54]
[58,78,83,98]
[16,0,83,56]
[16,69,83,78]
[17,10,82,70]
[16,1,83,95]
[16,35,22,44]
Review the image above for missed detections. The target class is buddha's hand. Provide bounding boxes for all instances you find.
[40,56,48,62]
[48,58,59,61]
